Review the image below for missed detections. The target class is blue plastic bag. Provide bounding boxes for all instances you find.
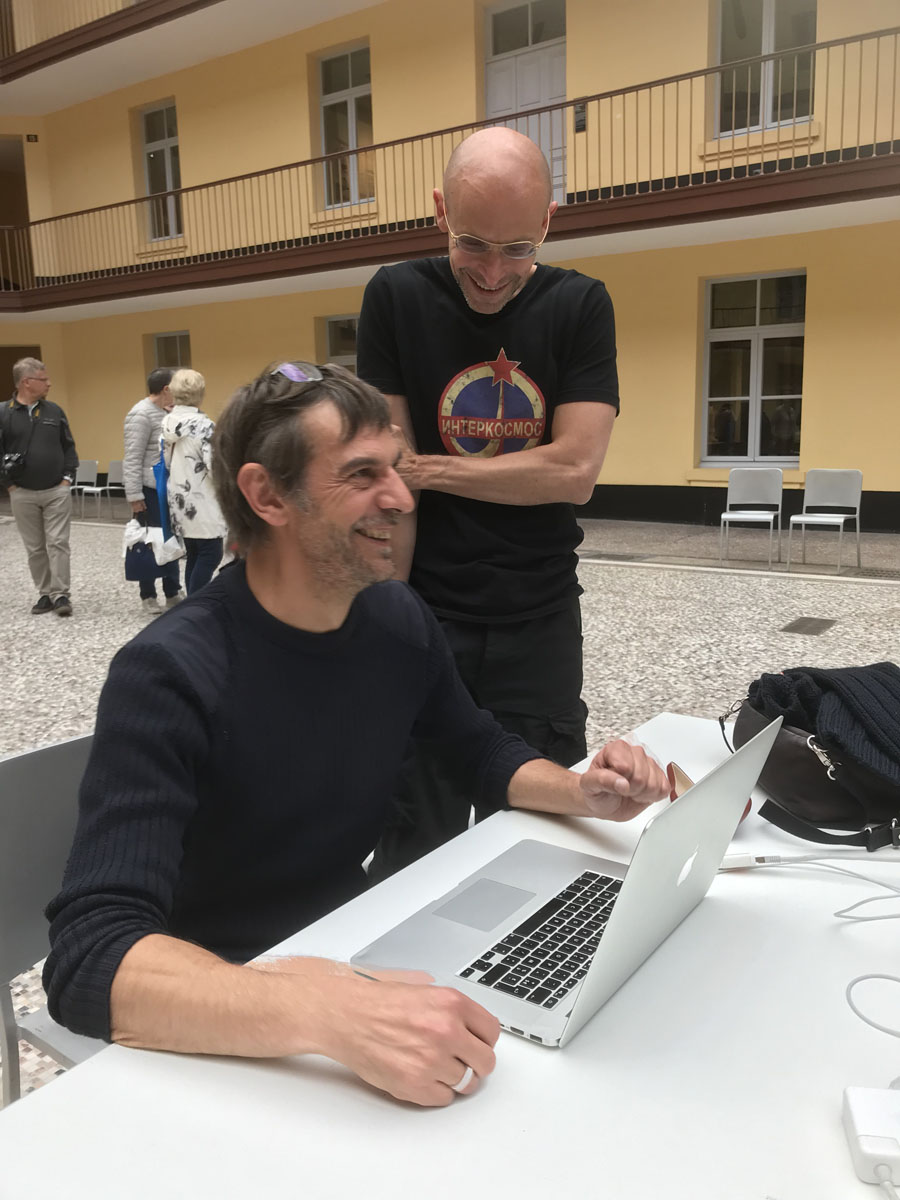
[153,437,172,541]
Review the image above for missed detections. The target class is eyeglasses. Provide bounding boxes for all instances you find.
[444,218,545,261]
[270,362,324,385]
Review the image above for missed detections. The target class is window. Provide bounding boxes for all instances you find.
[490,0,565,56]
[154,331,191,369]
[320,47,374,207]
[703,273,805,462]
[142,101,182,239]
[326,316,359,372]
[718,0,816,134]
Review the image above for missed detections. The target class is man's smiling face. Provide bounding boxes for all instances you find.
[435,162,552,316]
[287,402,413,598]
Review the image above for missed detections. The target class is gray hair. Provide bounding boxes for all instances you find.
[169,368,206,406]
[12,357,46,388]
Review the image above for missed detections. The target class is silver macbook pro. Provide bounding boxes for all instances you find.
[353,718,780,1047]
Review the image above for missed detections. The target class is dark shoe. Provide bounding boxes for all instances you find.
[31,595,53,615]
[53,595,73,617]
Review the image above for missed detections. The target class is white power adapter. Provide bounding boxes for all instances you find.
[843,1087,900,1185]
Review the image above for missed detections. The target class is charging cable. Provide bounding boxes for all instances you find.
[875,1165,899,1199]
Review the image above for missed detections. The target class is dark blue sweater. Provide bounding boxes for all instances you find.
[44,563,539,1040]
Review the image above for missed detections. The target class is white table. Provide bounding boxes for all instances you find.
[2,714,897,1199]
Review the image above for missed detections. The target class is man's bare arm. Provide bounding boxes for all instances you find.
[507,741,670,824]
[386,394,418,581]
[110,932,499,1107]
[395,401,616,507]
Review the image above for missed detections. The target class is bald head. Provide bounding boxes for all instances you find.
[443,128,552,212]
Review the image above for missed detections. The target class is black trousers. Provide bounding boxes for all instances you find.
[369,597,587,882]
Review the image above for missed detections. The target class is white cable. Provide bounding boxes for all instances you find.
[719,854,900,1041]
[846,976,900,1040]
[876,1164,900,1199]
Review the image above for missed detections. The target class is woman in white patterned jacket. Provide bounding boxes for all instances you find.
[161,369,227,595]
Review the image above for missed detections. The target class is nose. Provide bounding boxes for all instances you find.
[474,248,509,287]
[382,467,415,515]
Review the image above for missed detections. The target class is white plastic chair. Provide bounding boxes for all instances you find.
[103,460,126,513]
[0,736,104,1107]
[71,460,99,517]
[719,467,783,568]
[787,469,863,574]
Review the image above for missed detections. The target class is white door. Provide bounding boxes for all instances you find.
[486,39,567,206]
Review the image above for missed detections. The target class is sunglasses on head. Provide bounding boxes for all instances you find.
[270,362,324,384]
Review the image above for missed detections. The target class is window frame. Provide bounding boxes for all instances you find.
[487,0,566,61]
[153,331,191,370]
[325,315,359,372]
[716,0,817,137]
[319,45,374,210]
[701,270,805,467]
[140,100,182,241]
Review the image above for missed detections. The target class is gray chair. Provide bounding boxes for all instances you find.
[70,460,99,517]
[787,469,863,574]
[719,467,783,568]
[104,459,126,512]
[0,736,104,1107]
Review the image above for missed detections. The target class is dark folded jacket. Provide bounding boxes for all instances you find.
[750,662,900,787]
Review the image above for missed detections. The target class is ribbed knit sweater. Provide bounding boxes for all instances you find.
[43,562,540,1040]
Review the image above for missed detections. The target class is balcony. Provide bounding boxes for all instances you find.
[0,0,223,80]
[1,26,898,313]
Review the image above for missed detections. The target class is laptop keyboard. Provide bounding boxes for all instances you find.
[457,870,621,1009]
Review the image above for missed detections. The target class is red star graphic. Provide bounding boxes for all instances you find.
[487,348,520,387]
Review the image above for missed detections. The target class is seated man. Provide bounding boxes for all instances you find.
[44,363,668,1108]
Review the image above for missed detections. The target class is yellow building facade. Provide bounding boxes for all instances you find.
[1,0,898,524]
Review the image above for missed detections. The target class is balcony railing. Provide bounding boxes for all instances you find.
[1,27,898,305]
[0,0,220,66]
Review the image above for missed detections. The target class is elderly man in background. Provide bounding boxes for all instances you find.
[1,357,79,617]
[123,367,183,615]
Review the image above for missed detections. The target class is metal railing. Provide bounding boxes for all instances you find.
[1,27,897,296]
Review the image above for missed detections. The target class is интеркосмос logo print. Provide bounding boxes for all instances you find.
[438,349,546,458]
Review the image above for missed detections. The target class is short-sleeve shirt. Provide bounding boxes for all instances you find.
[357,257,618,623]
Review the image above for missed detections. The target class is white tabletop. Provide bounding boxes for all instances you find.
[2,713,897,1199]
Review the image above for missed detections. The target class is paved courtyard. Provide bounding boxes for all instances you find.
[2,508,899,1102]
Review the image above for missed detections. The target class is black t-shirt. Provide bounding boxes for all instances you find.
[357,257,619,622]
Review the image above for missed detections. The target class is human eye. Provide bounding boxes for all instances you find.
[456,235,488,254]
[504,241,535,259]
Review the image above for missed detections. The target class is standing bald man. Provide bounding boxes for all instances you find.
[357,128,620,878]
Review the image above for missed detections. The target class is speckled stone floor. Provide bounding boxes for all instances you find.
[2,509,898,1103]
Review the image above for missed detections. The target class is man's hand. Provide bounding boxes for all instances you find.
[318,974,500,1107]
[249,955,498,1106]
[130,499,147,514]
[579,740,671,821]
[390,423,421,488]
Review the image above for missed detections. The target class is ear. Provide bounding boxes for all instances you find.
[237,463,291,529]
[544,201,558,232]
[433,188,449,232]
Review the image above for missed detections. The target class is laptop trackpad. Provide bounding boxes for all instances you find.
[434,878,535,932]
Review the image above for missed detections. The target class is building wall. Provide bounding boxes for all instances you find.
[576,219,899,493]
[6,216,895,496]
